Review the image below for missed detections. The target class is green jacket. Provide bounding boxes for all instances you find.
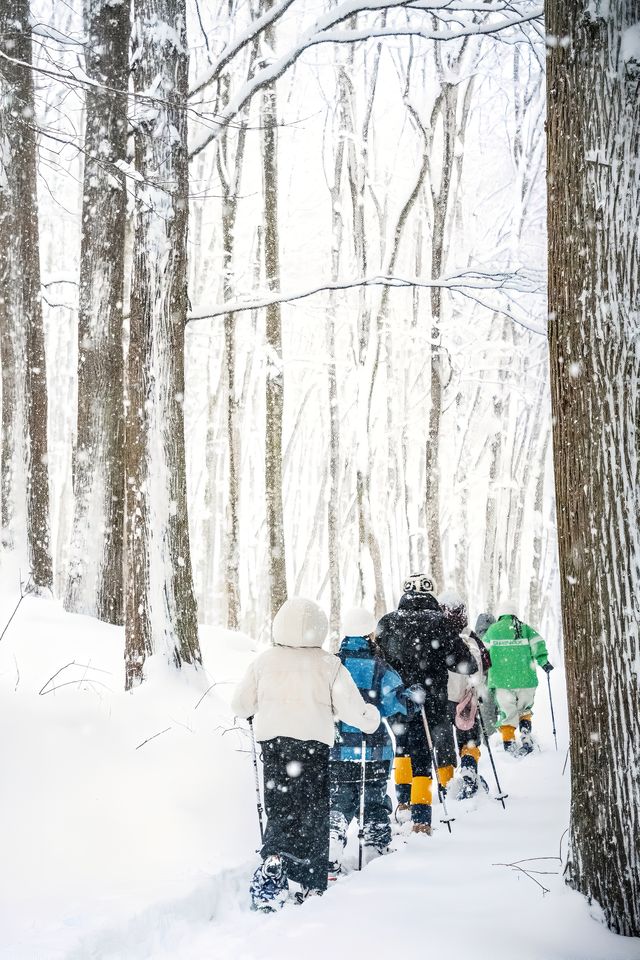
[484,615,549,690]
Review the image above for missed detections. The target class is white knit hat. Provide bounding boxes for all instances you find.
[342,607,376,638]
[497,597,519,616]
[403,573,437,595]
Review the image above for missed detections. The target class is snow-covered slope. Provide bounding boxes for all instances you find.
[0,595,637,960]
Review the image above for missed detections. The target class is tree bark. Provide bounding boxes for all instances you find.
[262,5,288,622]
[0,1,53,591]
[65,0,129,624]
[547,0,640,935]
[125,0,201,688]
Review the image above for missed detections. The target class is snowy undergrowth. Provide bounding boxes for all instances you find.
[0,593,638,960]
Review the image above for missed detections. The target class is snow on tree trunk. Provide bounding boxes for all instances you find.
[125,0,201,688]
[65,0,129,624]
[0,1,53,592]
[547,0,640,936]
[262,7,288,622]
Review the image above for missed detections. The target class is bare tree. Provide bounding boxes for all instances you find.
[64,0,129,624]
[261,1,288,621]
[124,0,201,687]
[547,0,640,936]
[0,1,53,592]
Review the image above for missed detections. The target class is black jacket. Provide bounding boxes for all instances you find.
[376,592,477,708]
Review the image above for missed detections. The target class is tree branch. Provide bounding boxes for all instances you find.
[186,270,544,323]
[188,4,543,156]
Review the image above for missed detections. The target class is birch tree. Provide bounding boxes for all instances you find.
[547,0,640,936]
[65,0,130,624]
[0,0,53,592]
[125,0,201,687]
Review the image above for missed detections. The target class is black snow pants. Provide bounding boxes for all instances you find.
[260,736,330,892]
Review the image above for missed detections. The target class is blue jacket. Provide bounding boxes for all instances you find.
[330,636,408,764]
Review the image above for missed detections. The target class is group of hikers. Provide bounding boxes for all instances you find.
[231,572,553,912]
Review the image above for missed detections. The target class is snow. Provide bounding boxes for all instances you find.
[0,595,638,960]
[622,24,640,65]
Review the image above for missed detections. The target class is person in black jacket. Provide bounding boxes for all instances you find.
[376,573,477,833]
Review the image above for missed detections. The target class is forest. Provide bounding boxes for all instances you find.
[0,0,638,956]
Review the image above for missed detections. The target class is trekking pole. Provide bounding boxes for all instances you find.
[420,706,455,833]
[546,672,558,751]
[358,735,367,870]
[477,700,508,809]
[0,580,25,646]
[248,718,265,844]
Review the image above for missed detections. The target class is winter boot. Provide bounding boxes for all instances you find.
[500,725,517,755]
[457,753,479,800]
[518,716,534,756]
[294,886,324,905]
[328,826,345,880]
[457,770,479,800]
[250,855,289,913]
[411,823,432,836]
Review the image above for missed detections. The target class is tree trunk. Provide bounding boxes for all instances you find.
[65,0,129,624]
[547,0,640,935]
[125,0,201,688]
[0,1,53,592]
[262,7,287,622]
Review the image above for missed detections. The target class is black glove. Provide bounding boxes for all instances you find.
[541,662,554,674]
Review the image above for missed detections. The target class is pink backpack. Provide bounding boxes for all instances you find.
[455,689,478,731]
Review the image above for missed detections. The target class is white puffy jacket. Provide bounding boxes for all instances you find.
[231,597,380,746]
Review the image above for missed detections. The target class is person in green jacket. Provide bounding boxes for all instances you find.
[483,599,553,756]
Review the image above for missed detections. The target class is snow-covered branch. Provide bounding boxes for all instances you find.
[187,270,545,327]
[188,3,543,156]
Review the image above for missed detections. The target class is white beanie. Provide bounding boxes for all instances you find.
[342,607,376,638]
[497,597,519,617]
[403,573,437,596]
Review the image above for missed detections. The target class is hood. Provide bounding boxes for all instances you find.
[272,597,328,649]
[438,589,466,611]
[474,612,495,637]
[340,635,371,654]
[341,606,376,638]
[397,591,440,614]
[439,591,468,633]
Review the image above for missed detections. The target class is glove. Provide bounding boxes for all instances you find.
[541,662,554,674]
[406,684,426,706]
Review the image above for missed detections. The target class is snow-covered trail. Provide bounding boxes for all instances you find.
[0,595,638,960]
[65,750,639,960]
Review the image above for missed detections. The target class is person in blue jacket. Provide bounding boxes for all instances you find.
[329,607,410,874]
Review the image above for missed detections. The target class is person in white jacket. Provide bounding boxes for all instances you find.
[232,596,380,908]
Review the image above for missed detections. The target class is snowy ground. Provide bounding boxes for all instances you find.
[0,594,638,960]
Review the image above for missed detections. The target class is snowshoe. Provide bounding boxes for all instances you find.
[362,843,393,867]
[293,886,324,905]
[503,740,517,756]
[456,773,479,801]
[250,855,289,913]
[516,737,534,757]
[394,802,411,824]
